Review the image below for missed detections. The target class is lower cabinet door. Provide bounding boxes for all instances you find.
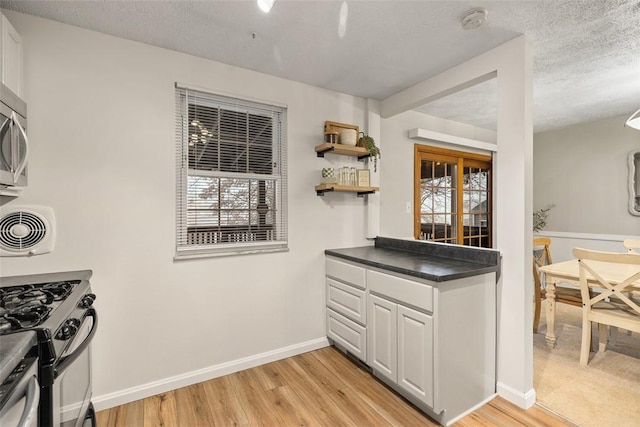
[368,294,397,382]
[397,304,434,407]
[327,308,366,361]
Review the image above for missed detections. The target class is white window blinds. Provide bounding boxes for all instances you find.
[175,84,288,258]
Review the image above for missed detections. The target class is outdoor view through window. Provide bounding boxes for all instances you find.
[187,105,276,241]
[415,145,492,248]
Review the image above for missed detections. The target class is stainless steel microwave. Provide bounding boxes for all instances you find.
[0,82,28,188]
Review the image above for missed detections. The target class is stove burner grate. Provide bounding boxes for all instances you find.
[0,303,52,332]
[0,280,79,334]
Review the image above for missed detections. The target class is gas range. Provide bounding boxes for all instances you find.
[0,270,97,427]
[0,272,95,360]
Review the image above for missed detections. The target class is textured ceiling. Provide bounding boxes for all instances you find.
[2,0,639,133]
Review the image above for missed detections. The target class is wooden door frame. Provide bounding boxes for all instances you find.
[414,144,492,246]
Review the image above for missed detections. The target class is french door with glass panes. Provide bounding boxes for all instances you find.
[414,145,492,248]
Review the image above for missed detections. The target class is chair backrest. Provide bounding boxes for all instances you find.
[532,238,552,303]
[572,247,640,315]
[623,238,640,253]
[533,237,552,268]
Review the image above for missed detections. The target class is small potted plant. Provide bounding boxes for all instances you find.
[533,204,554,232]
[358,132,381,172]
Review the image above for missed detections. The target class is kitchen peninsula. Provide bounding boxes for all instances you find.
[325,237,500,426]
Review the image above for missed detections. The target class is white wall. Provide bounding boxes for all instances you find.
[534,115,640,236]
[0,10,373,409]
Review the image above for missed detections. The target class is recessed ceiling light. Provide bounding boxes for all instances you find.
[257,0,275,13]
[461,8,488,30]
[626,108,640,130]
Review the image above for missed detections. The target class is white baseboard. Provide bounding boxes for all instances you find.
[92,337,330,412]
[496,382,536,409]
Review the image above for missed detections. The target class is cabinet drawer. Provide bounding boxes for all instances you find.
[368,270,433,312]
[326,278,366,324]
[327,308,367,362]
[326,258,366,289]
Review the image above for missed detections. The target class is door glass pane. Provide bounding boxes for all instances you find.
[462,166,490,248]
[420,159,456,243]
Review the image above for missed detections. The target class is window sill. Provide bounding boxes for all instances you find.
[174,242,288,260]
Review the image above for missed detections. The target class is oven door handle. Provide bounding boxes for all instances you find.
[17,376,40,427]
[55,307,98,378]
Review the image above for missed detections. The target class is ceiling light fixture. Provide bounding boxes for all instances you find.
[257,0,275,13]
[461,8,488,30]
[626,108,640,130]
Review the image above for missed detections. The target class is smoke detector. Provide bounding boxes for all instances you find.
[461,8,488,30]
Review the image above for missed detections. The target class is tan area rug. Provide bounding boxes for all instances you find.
[534,302,640,426]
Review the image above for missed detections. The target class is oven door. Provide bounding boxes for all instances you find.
[0,356,40,427]
[54,308,97,427]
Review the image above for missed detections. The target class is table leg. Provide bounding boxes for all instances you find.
[545,282,557,348]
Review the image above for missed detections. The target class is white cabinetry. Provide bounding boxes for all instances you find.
[325,254,496,426]
[326,278,366,324]
[368,294,397,381]
[368,271,434,408]
[397,304,433,406]
[325,258,367,361]
[1,12,23,97]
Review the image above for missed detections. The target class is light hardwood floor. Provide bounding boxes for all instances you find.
[96,346,575,426]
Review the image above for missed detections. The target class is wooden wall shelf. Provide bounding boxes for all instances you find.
[315,121,379,197]
[315,183,379,197]
[315,143,370,160]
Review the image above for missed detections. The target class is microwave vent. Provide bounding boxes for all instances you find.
[0,205,55,256]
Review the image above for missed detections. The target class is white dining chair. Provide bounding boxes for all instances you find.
[623,239,640,253]
[621,238,640,337]
[572,248,640,366]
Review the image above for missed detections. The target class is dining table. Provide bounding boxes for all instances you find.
[538,258,640,348]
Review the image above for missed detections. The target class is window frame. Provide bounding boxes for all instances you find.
[175,84,288,259]
[413,144,492,248]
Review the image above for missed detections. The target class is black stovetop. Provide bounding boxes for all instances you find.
[0,281,79,334]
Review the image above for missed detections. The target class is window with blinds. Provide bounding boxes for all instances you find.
[175,85,288,258]
[414,144,492,248]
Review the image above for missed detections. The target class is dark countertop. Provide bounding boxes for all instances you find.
[0,331,37,385]
[325,236,501,283]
